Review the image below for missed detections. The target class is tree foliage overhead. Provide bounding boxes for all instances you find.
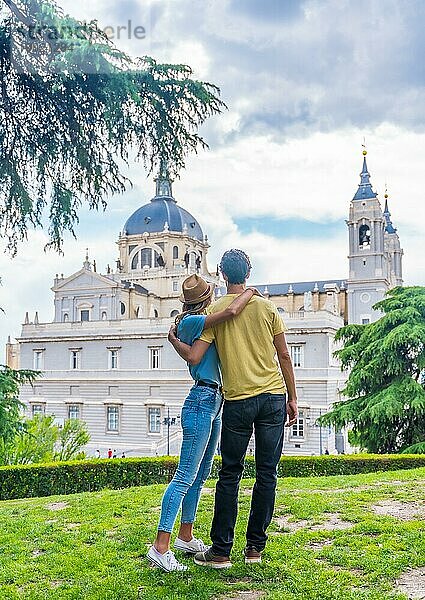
[320,287,425,454]
[0,0,225,253]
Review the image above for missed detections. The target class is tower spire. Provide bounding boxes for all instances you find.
[383,187,397,234]
[353,144,377,201]
[154,160,174,200]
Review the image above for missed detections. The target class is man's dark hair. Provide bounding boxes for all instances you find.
[219,249,252,284]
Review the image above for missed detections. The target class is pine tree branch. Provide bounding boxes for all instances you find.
[1,0,33,27]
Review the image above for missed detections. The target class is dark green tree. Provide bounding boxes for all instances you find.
[0,366,39,455]
[0,0,225,253]
[320,287,425,453]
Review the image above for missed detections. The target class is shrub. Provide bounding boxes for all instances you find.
[1,454,425,501]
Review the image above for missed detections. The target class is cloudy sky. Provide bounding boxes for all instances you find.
[1,0,425,356]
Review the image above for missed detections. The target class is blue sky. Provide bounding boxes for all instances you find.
[1,0,425,355]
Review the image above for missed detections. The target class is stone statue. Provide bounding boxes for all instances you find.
[304,291,313,311]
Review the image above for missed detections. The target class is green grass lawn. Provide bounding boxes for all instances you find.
[1,467,425,600]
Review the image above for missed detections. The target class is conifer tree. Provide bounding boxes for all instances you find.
[321,287,425,453]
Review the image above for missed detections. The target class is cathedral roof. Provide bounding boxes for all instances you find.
[255,280,347,296]
[123,163,204,241]
[121,280,149,295]
[216,279,347,297]
[353,154,377,201]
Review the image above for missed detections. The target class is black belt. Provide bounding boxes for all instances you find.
[195,380,219,390]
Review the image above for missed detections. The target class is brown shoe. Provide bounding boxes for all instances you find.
[244,546,262,564]
[194,548,232,569]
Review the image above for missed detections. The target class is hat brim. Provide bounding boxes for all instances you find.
[179,281,215,304]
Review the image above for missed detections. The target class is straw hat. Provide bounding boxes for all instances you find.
[179,274,214,304]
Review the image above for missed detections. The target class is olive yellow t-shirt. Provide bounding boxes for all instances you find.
[200,294,287,400]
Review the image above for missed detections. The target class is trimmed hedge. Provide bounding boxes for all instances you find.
[1,454,425,501]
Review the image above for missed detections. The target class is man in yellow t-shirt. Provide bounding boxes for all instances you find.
[199,293,287,401]
[168,249,298,568]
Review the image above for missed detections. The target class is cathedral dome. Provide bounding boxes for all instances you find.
[124,197,204,241]
[123,163,204,241]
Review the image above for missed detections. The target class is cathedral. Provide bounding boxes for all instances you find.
[6,151,403,457]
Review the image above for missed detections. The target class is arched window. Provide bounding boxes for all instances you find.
[170,309,179,317]
[359,224,371,249]
[141,248,152,267]
[101,311,107,320]
[131,253,139,270]
[154,309,159,318]
[189,252,197,269]
[173,245,179,259]
[120,302,126,316]
[131,247,160,270]
[63,313,69,322]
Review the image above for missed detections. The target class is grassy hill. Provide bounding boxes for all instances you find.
[1,467,425,599]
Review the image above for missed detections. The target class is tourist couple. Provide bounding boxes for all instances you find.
[147,249,298,571]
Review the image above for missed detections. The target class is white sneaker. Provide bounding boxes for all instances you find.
[147,546,188,572]
[174,536,209,554]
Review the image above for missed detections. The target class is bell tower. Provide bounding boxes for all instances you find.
[347,149,391,324]
[382,189,403,288]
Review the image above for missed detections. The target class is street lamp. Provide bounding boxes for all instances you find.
[319,407,323,456]
[163,407,180,455]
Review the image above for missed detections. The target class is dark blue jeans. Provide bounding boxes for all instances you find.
[210,393,286,556]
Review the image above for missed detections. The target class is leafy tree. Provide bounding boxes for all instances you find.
[54,417,89,461]
[320,287,425,453]
[0,413,90,464]
[3,413,58,464]
[0,0,225,253]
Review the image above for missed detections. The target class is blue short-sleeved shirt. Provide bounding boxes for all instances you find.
[177,314,221,385]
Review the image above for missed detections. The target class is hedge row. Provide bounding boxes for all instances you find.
[1,454,425,501]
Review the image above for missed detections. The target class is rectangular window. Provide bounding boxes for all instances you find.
[292,410,304,438]
[149,347,160,369]
[107,406,119,431]
[70,350,81,370]
[362,318,370,325]
[290,345,303,368]
[148,407,161,433]
[109,349,119,369]
[31,404,45,417]
[172,280,179,292]
[33,350,44,370]
[68,405,80,420]
[80,309,90,322]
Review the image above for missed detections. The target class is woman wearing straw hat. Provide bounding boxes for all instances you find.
[147,273,259,572]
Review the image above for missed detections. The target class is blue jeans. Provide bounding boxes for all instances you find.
[158,385,222,532]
